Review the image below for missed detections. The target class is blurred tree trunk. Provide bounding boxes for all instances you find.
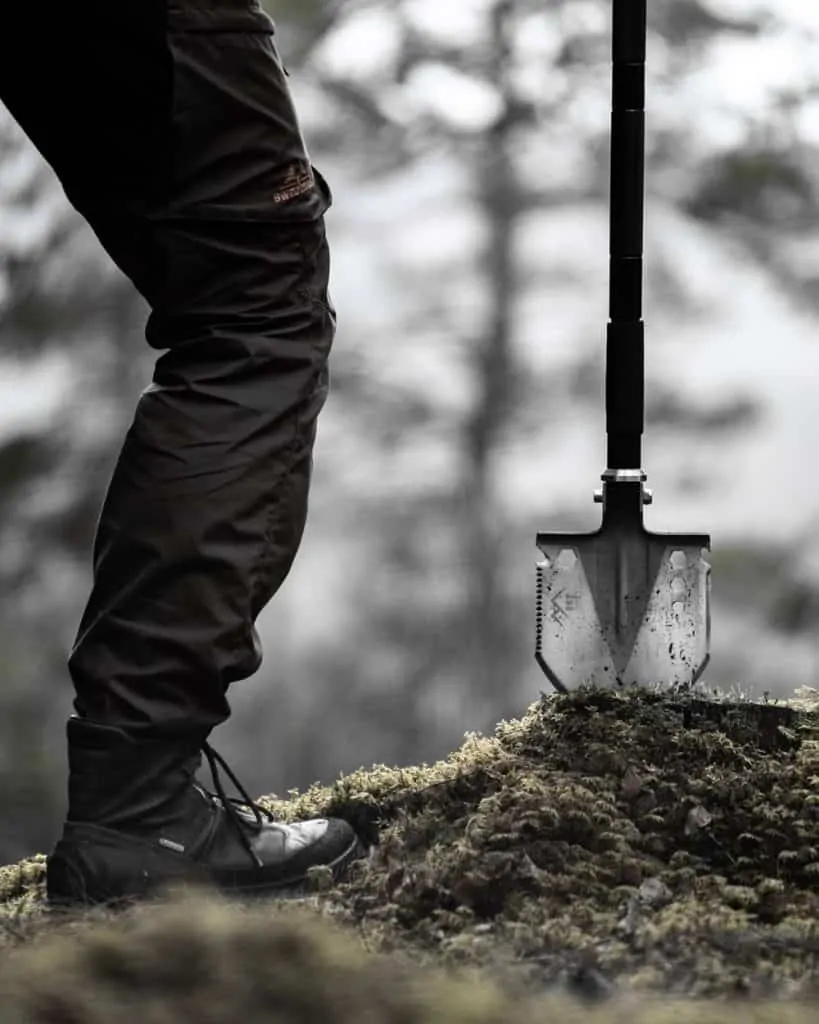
[460,0,521,710]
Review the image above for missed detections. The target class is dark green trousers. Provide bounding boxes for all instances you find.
[0,0,335,734]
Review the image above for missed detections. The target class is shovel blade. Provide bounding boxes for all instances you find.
[535,523,710,693]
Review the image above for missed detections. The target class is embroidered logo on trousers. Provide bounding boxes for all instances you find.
[273,163,314,204]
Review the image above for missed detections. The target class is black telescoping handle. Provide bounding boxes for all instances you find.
[606,0,647,470]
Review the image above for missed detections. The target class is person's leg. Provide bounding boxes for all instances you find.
[0,0,335,736]
[1,1,359,906]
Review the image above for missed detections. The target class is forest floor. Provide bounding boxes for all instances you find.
[2,687,819,1022]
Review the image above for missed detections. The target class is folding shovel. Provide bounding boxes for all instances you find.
[534,0,711,693]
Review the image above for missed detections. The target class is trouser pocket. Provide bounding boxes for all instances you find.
[165,1,330,224]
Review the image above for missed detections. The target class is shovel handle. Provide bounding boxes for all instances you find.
[607,0,647,470]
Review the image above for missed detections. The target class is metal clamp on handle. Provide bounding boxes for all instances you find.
[594,468,653,505]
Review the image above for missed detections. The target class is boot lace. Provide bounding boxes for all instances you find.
[201,741,275,870]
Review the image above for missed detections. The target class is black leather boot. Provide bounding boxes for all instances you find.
[46,716,362,909]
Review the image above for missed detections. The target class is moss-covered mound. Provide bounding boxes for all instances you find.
[0,893,549,1024]
[1,890,815,1024]
[262,687,819,1001]
[4,687,819,1016]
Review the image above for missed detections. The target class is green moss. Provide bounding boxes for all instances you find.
[5,687,819,1015]
[0,892,551,1024]
[272,688,819,1000]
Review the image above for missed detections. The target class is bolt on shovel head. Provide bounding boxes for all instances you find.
[535,518,711,693]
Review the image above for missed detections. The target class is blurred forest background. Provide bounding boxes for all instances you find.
[2,0,819,863]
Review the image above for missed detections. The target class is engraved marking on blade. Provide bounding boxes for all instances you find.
[548,588,581,626]
[549,587,568,626]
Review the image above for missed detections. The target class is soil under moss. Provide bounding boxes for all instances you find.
[4,687,819,1018]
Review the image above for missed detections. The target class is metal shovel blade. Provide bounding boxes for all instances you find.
[535,508,710,693]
